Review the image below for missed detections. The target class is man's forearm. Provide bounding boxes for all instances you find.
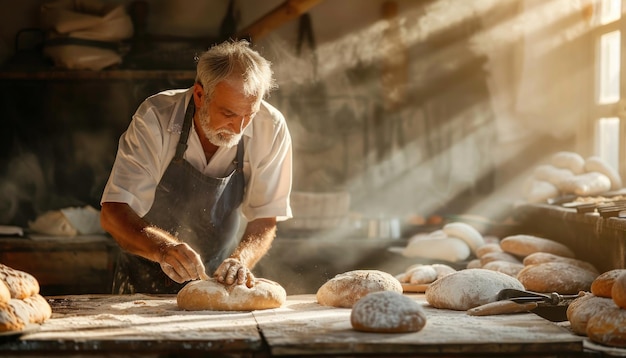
[230,217,277,268]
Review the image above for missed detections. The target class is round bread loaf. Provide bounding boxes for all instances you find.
[0,264,39,299]
[425,268,525,311]
[591,269,626,298]
[566,293,616,335]
[475,243,502,258]
[523,252,598,273]
[177,278,286,311]
[317,270,402,308]
[350,291,427,333]
[612,271,626,309]
[500,235,575,258]
[516,262,597,294]
[482,261,524,278]
[586,306,626,348]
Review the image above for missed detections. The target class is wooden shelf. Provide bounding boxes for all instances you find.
[0,68,196,81]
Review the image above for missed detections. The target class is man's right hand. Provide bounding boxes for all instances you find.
[159,243,210,283]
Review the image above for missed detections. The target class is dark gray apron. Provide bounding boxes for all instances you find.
[112,98,245,294]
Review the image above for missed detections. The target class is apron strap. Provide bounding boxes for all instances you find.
[175,98,195,160]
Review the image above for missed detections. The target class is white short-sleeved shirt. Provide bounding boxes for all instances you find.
[101,88,293,222]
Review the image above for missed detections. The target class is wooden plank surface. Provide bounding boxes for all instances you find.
[0,294,263,356]
[253,294,584,356]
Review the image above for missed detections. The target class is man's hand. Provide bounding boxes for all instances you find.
[159,243,210,283]
[214,258,255,287]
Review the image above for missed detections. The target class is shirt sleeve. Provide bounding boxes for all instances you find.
[241,105,293,222]
[100,106,170,217]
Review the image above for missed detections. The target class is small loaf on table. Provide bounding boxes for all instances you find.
[425,268,525,311]
[523,252,598,273]
[516,262,597,294]
[591,269,626,298]
[317,270,402,308]
[566,293,617,336]
[586,306,626,348]
[350,291,427,333]
[177,278,287,311]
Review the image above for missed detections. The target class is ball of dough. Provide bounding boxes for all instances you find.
[177,278,286,311]
[586,306,626,348]
[612,271,626,309]
[516,262,597,294]
[500,235,575,258]
[350,291,427,333]
[425,268,525,311]
[591,269,626,298]
[317,270,402,308]
[566,293,616,336]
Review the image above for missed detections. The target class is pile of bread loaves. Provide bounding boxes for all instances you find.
[524,151,622,203]
[0,263,52,332]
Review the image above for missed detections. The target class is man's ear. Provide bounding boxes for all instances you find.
[193,82,204,107]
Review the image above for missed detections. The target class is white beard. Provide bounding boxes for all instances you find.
[198,100,242,148]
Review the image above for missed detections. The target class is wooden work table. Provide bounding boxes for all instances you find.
[0,293,593,358]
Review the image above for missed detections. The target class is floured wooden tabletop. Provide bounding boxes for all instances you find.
[0,293,587,357]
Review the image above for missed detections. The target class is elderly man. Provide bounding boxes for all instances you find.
[100,40,292,294]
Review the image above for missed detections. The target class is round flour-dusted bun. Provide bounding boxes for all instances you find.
[612,271,626,309]
[425,268,525,311]
[586,306,626,348]
[523,252,598,273]
[317,270,402,308]
[350,291,427,333]
[500,235,575,258]
[0,264,40,299]
[591,269,626,298]
[177,278,286,311]
[566,293,617,335]
[516,262,598,294]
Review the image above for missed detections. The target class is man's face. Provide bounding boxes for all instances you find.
[197,81,260,148]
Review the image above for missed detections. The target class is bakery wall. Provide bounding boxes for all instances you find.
[0,0,600,294]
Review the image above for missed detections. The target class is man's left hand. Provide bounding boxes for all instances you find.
[214,258,255,287]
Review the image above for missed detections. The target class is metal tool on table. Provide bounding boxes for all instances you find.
[467,289,583,322]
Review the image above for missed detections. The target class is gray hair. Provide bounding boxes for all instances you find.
[195,40,276,99]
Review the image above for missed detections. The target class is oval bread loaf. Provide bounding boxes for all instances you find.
[475,243,502,258]
[612,271,626,309]
[407,265,438,285]
[350,291,427,333]
[442,222,485,254]
[591,269,626,298]
[425,268,525,311]
[402,237,470,262]
[566,293,616,335]
[551,151,585,174]
[500,235,575,258]
[317,270,402,308]
[516,262,597,294]
[480,252,522,266]
[482,261,525,277]
[523,252,598,273]
[177,278,286,311]
[586,306,626,348]
[585,156,623,190]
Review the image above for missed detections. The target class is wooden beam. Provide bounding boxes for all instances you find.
[236,0,324,42]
